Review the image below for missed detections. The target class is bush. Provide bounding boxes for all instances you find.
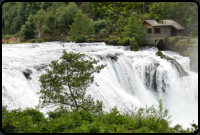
[2,99,195,133]
[3,35,13,39]
[122,16,146,45]
[74,34,86,43]
[118,37,130,45]
[65,38,72,42]
[99,34,105,39]
[20,108,45,122]
[29,39,36,43]
[93,20,107,35]
[36,39,44,43]
[48,107,69,119]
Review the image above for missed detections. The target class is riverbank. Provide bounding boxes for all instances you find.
[165,36,198,73]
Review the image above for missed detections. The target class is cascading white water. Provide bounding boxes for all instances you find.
[2,42,198,129]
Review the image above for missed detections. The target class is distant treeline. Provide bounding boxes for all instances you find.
[2,2,198,40]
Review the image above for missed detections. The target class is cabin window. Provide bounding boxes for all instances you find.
[147,28,152,34]
[154,28,160,34]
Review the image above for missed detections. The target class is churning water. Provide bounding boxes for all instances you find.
[2,42,198,129]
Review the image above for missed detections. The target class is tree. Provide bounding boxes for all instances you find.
[55,2,78,35]
[37,51,106,112]
[20,14,35,39]
[92,2,143,36]
[93,20,107,36]
[122,16,146,45]
[40,2,52,11]
[43,11,56,36]
[68,11,91,36]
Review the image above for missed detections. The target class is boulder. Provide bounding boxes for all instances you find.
[156,50,188,77]
[22,69,32,80]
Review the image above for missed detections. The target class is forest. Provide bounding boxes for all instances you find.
[2,2,198,43]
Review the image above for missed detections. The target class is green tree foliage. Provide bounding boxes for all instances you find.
[93,20,107,35]
[122,16,146,45]
[73,34,86,43]
[33,9,46,27]
[40,2,52,11]
[149,2,198,36]
[21,14,35,39]
[68,11,91,36]
[2,107,47,133]
[2,99,195,133]
[37,50,106,111]
[55,2,78,35]
[92,2,143,35]
[2,2,198,40]
[44,11,56,36]
[2,2,18,34]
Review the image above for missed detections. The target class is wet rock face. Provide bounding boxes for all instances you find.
[156,50,188,77]
[33,64,48,71]
[22,69,32,80]
[106,54,119,62]
[190,55,198,73]
[169,60,189,77]
[107,55,118,62]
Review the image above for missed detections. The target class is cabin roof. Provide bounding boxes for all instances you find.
[143,20,185,30]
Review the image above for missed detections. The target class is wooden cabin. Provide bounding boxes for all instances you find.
[143,19,185,46]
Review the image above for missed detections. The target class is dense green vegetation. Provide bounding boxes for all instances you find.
[2,2,198,43]
[2,99,197,133]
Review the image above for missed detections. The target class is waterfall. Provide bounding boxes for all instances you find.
[2,42,198,129]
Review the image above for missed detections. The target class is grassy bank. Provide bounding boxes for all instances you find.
[2,35,138,47]
[166,36,198,56]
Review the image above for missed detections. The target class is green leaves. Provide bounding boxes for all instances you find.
[92,2,143,36]
[191,31,198,37]
[2,98,195,133]
[37,50,106,111]
[93,20,107,35]
[122,16,146,45]
[68,11,91,36]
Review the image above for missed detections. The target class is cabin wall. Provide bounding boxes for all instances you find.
[143,26,171,45]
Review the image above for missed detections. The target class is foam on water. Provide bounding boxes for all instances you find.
[2,42,198,129]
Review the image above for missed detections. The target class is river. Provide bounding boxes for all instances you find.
[2,42,198,129]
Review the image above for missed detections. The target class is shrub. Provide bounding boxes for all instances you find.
[36,39,44,43]
[93,20,107,35]
[29,39,36,43]
[62,38,65,42]
[65,38,72,42]
[21,108,45,122]
[48,107,69,119]
[2,98,195,133]
[74,34,86,43]
[118,37,130,45]
[99,34,105,39]
[3,35,13,39]
[122,16,146,45]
